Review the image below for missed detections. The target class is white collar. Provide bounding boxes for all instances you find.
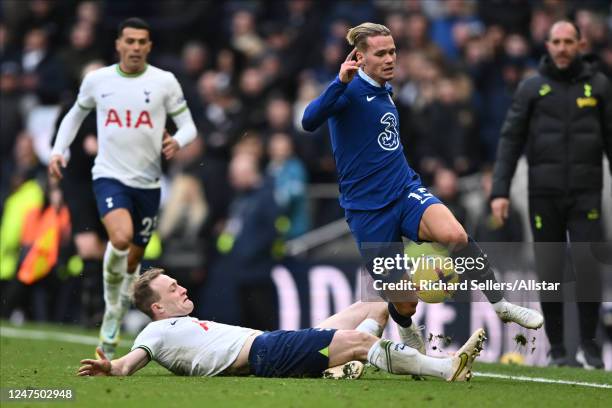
[358,68,383,87]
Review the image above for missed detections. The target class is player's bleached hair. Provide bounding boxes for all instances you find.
[133,267,164,319]
[346,22,391,51]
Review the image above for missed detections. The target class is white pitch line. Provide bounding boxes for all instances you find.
[475,371,612,390]
[0,326,132,347]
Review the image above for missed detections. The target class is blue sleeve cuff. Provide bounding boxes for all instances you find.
[333,75,348,87]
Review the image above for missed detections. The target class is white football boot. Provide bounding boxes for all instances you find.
[494,300,544,329]
[447,328,486,382]
[322,361,365,380]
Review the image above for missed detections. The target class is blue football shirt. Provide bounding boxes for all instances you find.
[302,69,419,210]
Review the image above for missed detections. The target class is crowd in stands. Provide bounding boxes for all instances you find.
[1,0,611,326]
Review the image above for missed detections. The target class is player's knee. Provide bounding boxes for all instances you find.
[108,230,133,250]
[372,302,390,325]
[348,330,376,360]
[393,302,417,317]
[437,228,467,246]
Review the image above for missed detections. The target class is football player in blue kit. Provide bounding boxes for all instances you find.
[302,22,543,353]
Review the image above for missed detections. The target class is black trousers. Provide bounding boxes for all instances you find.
[528,191,603,348]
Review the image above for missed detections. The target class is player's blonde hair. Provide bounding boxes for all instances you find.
[133,267,164,318]
[346,22,391,51]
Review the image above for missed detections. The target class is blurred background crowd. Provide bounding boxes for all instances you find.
[1,0,611,330]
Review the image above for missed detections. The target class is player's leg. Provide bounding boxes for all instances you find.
[93,178,136,359]
[417,202,543,329]
[529,196,567,365]
[102,208,133,305]
[317,302,387,379]
[98,208,133,358]
[328,328,485,381]
[315,301,388,336]
[567,191,604,369]
[117,185,161,319]
[346,205,425,352]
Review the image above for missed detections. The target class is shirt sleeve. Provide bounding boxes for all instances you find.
[301,76,350,132]
[131,324,163,360]
[165,74,188,117]
[76,72,96,110]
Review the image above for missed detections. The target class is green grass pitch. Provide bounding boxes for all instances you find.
[1,322,610,408]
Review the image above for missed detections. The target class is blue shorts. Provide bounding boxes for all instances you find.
[346,183,441,281]
[92,178,160,247]
[248,328,336,378]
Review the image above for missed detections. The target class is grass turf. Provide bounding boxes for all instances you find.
[1,322,611,408]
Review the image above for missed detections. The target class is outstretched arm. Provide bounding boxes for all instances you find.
[301,48,361,131]
[78,347,150,377]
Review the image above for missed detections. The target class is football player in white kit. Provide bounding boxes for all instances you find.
[49,18,197,359]
[78,268,486,381]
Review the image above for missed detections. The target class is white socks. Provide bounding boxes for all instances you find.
[356,318,383,337]
[103,242,128,307]
[367,339,452,379]
[119,264,140,318]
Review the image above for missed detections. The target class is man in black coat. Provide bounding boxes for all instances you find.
[491,21,612,369]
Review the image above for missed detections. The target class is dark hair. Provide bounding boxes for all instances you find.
[132,267,164,318]
[547,20,581,41]
[117,17,151,38]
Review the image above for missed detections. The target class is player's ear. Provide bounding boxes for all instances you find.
[151,303,162,315]
[355,50,364,63]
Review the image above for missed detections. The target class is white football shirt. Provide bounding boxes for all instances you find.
[76,64,189,188]
[131,316,258,376]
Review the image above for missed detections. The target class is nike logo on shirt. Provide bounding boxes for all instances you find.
[101,93,113,98]
[366,96,376,102]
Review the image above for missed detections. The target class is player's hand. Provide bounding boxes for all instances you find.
[48,154,67,181]
[490,197,510,227]
[78,347,111,376]
[162,130,179,160]
[339,48,362,84]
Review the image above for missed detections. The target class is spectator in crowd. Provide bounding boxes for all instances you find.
[239,67,268,129]
[432,168,467,228]
[20,27,66,106]
[262,96,295,137]
[201,152,281,330]
[231,9,266,61]
[267,132,309,239]
[0,132,46,294]
[0,180,73,323]
[57,22,102,90]
[0,62,24,204]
